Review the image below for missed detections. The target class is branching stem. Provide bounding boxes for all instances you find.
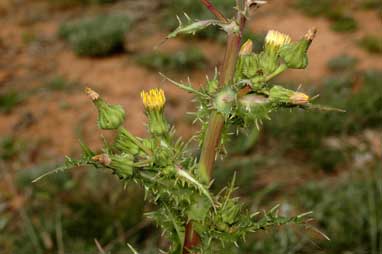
[198,1,247,183]
[183,1,248,253]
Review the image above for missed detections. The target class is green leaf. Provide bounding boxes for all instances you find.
[187,196,212,222]
[166,14,223,39]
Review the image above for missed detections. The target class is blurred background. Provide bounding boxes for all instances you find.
[0,0,381,253]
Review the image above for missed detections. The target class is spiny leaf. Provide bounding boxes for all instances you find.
[32,157,90,183]
[166,14,223,39]
[160,73,207,97]
[176,167,216,211]
[304,103,346,112]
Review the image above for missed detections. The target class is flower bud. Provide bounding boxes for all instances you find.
[239,94,271,123]
[214,87,236,115]
[269,86,310,105]
[264,30,291,57]
[92,153,134,178]
[239,54,260,79]
[279,28,317,69]
[85,88,125,130]
[239,39,253,55]
[289,92,310,105]
[239,94,268,111]
[140,88,169,136]
[260,30,292,74]
[114,128,140,155]
[269,86,294,104]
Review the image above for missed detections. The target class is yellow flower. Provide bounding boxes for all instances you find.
[140,88,166,110]
[265,30,291,49]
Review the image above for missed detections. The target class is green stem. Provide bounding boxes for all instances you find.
[184,2,246,254]
[198,21,245,183]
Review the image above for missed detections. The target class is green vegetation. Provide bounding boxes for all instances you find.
[327,54,358,72]
[0,136,23,160]
[361,0,382,9]
[48,0,117,8]
[136,47,207,72]
[329,14,358,32]
[294,0,358,33]
[58,15,131,57]
[299,168,382,254]
[264,70,382,171]
[359,35,382,54]
[0,91,25,113]
[1,168,145,254]
[294,0,333,17]
[44,76,80,91]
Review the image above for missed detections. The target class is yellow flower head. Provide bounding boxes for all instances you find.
[265,30,291,48]
[140,88,166,110]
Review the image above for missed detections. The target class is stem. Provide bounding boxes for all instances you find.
[200,0,229,23]
[183,1,247,254]
[198,9,246,183]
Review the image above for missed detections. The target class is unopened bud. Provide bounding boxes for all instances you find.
[304,28,317,42]
[92,154,112,165]
[114,128,141,155]
[235,54,260,80]
[269,85,310,106]
[269,85,294,104]
[289,92,310,105]
[86,87,126,130]
[214,87,236,115]
[85,87,99,101]
[93,153,134,178]
[240,39,253,55]
[239,94,268,111]
[239,94,271,122]
[279,28,316,69]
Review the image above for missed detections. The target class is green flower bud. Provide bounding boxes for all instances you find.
[269,86,310,106]
[85,88,125,130]
[92,153,134,178]
[279,28,317,69]
[114,128,140,155]
[239,94,271,125]
[236,54,261,80]
[214,87,236,115]
[239,94,269,112]
[239,39,253,55]
[259,51,279,75]
[269,86,294,104]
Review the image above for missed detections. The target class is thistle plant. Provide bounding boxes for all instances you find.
[36,1,338,253]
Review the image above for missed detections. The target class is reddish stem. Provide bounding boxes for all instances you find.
[183,1,248,254]
[200,0,229,23]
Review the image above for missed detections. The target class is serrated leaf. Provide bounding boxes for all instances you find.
[167,15,223,39]
[32,157,90,183]
[176,168,215,211]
